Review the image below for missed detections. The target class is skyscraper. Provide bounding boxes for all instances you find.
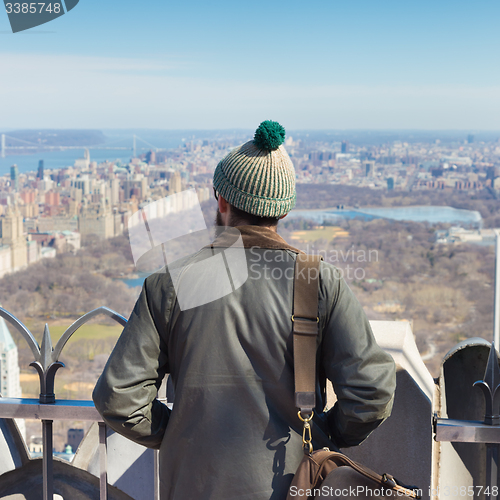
[0,207,28,271]
[467,134,474,144]
[37,160,44,180]
[341,141,349,154]
[147,150,156,165]
[486,167,499,183]
[0,315,22,399]
[169,171,182,194]
[365,161,375,177]
[0,314,25,438]
[10,164,19,191]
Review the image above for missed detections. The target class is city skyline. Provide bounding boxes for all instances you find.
[1,0,500,129]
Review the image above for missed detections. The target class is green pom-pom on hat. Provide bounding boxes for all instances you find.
[253,120,286,151]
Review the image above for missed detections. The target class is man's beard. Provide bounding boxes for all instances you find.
[215,208,225,227]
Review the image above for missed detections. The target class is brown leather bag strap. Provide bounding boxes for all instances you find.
[293,254,322,415]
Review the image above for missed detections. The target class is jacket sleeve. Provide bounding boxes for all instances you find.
[92,277,171,449]
[320,265,396,448]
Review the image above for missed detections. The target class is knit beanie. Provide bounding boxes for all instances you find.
[213,120,296,218]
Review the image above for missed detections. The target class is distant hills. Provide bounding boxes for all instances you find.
[2,130,106,147]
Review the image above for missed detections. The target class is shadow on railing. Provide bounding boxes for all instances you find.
[0,306,143,500]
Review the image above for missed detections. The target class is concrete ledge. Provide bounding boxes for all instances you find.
[370,320,435,401]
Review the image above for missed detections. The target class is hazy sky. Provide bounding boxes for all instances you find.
[1,0,500,130]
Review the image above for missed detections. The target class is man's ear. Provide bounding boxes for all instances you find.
[218,195,229,214]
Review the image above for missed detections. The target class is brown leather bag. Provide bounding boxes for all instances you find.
[288,255,420,500]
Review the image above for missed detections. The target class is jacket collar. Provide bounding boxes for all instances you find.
[209,225,302,253]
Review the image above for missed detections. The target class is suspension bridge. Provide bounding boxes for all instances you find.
[0,134,161,159]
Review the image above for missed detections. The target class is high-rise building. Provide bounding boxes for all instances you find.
[20,190,36,205]
[10,164,19,191]
[141,178,148,199]
[74,149,90,170]
[0,207,27,271]
[109,179,120,206]
[37,160,44,180]
[78,211,114,239]
[0,314,25,438]
[467,134,474,144]
[365,161,375,177]
[169,171,182,194]
[45,190,61,206]
[486,166,500,183]
[387,178,395,190]
[67,428,84,453]
[0,245,11,278]
[72,177,90,196]
[341,141,349,154]
[26,238,39,265]
[0,315,22,398]
[123,179,134,200]
[147,150,156,165]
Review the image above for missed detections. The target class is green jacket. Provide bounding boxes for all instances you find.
[93,225,396,500]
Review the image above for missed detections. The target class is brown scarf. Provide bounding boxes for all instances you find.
[208,225,303,253]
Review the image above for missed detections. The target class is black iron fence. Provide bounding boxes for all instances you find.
[0,306,162,500]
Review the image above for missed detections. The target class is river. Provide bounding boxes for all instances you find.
[288,205,482,227]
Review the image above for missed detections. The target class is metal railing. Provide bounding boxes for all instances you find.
[434,342,500,497]
[0,306,134,500]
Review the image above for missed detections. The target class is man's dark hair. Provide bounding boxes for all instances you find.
[229,204,279,227]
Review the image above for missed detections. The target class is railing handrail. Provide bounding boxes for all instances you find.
[0,397,102,421]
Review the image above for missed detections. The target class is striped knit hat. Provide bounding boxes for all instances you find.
[213,121,296,218]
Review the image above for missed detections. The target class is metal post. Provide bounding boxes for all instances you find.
[475,343,500,494]
[494,230,500,347]
[486,444,499,498]
[98,422,108,500]
[42,419,54,500]
[154,450,160,500]
[154,379,167,500]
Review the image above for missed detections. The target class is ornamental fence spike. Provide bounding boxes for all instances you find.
[0,306,127,404]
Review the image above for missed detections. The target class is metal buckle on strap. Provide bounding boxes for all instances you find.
[291,315,319,323]
[382,474,420,499]
[298,410,314,455]
[382,474,397,488]
[292,316,320,336]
